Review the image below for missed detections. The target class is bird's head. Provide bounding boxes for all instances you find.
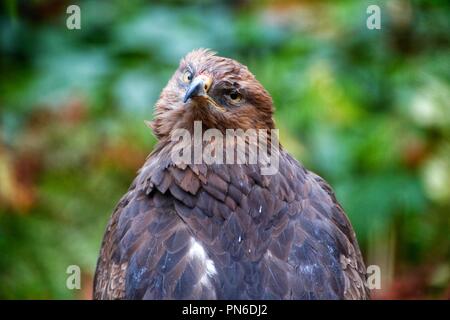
[151,49,275,139]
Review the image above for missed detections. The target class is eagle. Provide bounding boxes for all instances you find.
[93,49,369,300]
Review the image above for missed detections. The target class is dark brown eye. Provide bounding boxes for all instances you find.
[182,70,193,83]
[228,91,241,102]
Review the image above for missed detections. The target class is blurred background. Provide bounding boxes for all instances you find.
[0,0,449,299]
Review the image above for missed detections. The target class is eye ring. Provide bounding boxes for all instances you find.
[228,90,242,103]
[182,70,193,83]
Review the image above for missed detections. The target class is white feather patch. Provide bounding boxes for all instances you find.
[188,239,217,286]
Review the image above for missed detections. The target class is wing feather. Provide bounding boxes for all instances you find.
[94,142,369,299]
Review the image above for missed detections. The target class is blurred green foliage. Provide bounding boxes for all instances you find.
[0,0,449,299]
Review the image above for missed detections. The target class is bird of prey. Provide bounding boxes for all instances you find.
[93,49,369,300]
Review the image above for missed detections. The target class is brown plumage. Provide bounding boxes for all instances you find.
[93,49,370,300]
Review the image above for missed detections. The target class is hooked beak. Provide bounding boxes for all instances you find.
[183,75,212,103]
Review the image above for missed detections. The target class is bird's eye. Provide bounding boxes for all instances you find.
[228,90,242,103]
[182,70,193,83]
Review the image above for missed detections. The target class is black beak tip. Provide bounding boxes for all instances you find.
[183,79,203,104]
